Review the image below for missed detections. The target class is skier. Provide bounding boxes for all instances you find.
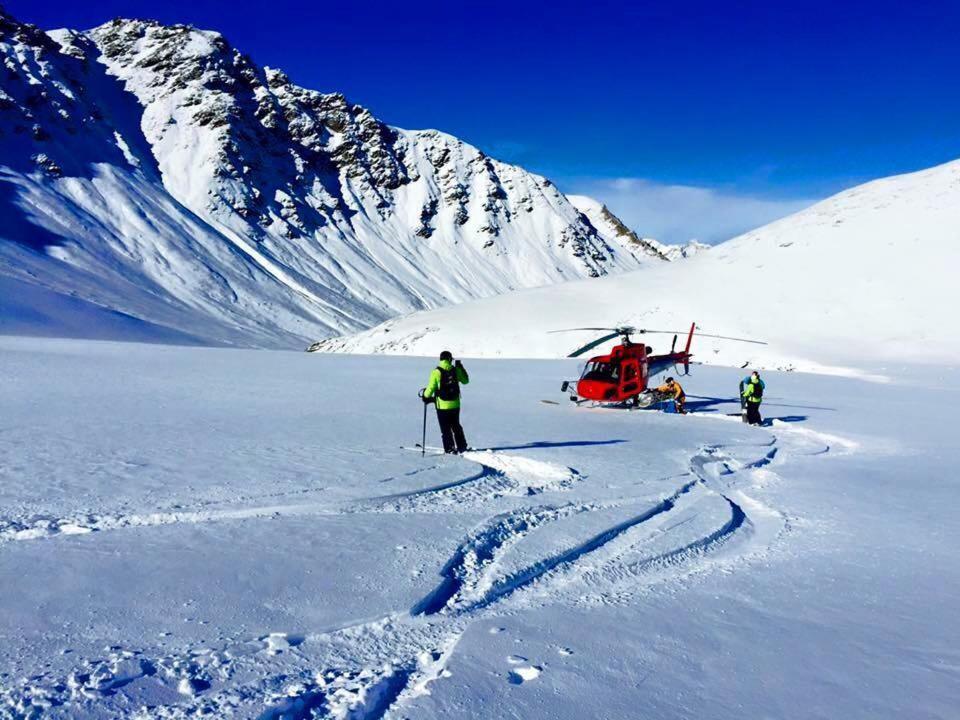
[422,350,470,454]
[741,371,765,425]
[654,377,686,414]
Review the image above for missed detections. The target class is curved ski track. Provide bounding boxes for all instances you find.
[0,423,847,719]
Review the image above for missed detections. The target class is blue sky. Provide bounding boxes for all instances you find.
[8,0,960,243]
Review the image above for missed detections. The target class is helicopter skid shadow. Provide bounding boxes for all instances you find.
[684,396,739,413]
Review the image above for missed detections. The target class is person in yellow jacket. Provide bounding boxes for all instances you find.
[654,376,686,414]
[741,371,765,425]
[422,350,470,453]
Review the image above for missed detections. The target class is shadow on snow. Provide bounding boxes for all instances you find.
[482,439,628,452]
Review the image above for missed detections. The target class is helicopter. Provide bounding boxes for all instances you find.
[557,323,766,407]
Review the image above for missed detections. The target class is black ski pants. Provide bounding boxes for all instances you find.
[436,407,468,454]
[746,402,762,425]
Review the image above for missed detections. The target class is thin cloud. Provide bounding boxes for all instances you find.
[567,178,819,245]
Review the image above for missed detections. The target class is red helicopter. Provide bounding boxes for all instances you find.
[557,323,766,407]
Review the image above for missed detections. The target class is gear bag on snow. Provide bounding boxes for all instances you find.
[436,366,461,402]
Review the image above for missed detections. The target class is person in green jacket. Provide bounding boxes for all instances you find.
[741,371,765,425]
[422,350,470,453]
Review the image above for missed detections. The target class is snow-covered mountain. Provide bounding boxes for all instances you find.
[312,158,960,374]
[658,239,710,261]
[565,195,671,261]
[0,10,665,348]
[566,194,709,261]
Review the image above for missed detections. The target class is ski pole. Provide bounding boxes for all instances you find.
[418,388,428,457]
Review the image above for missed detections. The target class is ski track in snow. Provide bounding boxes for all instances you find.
[0,502,340,547]
[0,454,580,545]
[0,423,853,719]
[363,452,582,514]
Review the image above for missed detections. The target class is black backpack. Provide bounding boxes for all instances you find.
[436,366,460,402]
[750,380,764,400]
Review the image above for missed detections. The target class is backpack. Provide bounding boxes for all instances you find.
[749,380,763,400]
[436,366,460,402]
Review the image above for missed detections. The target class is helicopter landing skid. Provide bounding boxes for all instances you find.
[569,391,671,410]
[634,390,672,408]
[558,393,664,410]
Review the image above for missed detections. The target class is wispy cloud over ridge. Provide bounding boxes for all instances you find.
[566,177,819,245]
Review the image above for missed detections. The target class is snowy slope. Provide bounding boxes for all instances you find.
[313,159,960,373]
[0,275,208,344]
[0,10,662,348]
[2,336,958,718]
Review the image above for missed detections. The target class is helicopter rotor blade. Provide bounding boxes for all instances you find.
[567,332,622,358]
[687,332,767,345]
[549,325,767,348]
[634,328,769,345]
[548,327,632,334]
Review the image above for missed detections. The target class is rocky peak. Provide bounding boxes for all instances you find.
[0,8,56,51]
[86,18,417,232]
[594,203,669,260]
[566,195,672,262]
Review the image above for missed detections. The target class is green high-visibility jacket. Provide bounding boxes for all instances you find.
[742,380,764,404]
[424,359,469,410]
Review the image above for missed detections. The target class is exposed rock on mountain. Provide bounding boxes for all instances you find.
[0,9,661,347]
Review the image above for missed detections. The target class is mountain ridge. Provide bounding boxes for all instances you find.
[310,157,960,373]
[0,9,672,347]
[566,195,709,261]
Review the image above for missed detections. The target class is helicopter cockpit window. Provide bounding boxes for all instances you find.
[582,361,618,382]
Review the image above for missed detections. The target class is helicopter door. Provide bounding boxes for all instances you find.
[620,360,640,396]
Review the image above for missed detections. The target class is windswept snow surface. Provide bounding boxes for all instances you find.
[314,159,960,373]
[1,337,958,718]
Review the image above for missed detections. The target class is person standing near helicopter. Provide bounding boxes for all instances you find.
[654,376,686,414]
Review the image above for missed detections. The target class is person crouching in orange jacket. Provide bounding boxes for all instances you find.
[654,377,686,414]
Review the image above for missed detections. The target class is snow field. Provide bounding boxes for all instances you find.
[0,338,957,719]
